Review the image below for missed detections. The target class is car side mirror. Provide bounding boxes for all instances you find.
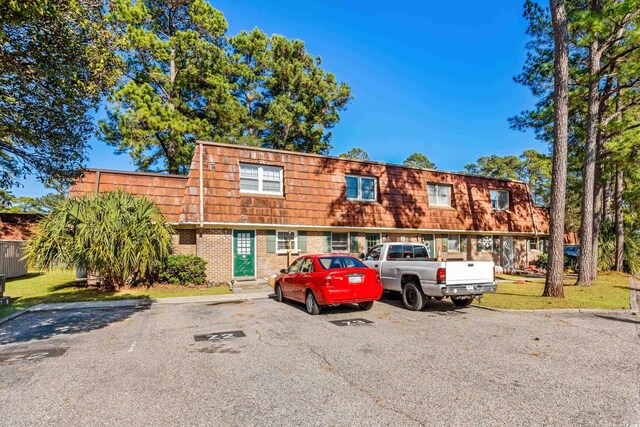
[359,253,365,260]
[279,268,287,274]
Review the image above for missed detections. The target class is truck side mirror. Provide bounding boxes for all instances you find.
[279,268,287,274]
[359,253,365,260]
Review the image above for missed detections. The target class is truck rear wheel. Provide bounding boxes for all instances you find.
[451,296,473,307]
[402,282,425,311]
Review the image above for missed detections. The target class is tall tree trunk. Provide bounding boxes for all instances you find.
[603,177,613,222]
[591,133,604,279]
[544,0,569,298]
[614,167,624,272]
[576,0,602,286]
[167,47,177,174]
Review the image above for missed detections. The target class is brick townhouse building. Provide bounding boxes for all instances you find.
[70,141,550,284]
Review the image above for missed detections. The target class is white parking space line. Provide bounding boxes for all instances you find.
[128,340,137,353]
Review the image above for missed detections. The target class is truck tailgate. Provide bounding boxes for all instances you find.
[444,261,494,285]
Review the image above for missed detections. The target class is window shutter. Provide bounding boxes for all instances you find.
[298,231,307,252]
[323,232,332,253]
[350,234,359,253]
[266,230,276,253]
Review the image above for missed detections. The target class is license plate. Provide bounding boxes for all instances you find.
[466,285,474,292]
[349,275,363,284]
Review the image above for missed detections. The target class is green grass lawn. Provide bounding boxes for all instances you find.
[477,271,631,310]
[0,270,231,319]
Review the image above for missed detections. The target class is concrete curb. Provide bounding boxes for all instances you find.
[0,292,273,325]
[0,309,30,326]
[471,305,633,315]
[28,299,150,312]
[151,292,271,305]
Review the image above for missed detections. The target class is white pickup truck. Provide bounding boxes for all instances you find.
[362,242,497,310]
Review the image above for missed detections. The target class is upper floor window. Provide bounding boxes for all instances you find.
[346,175,376,201]
[240,164,283,195]
[490,190,509,211]
[427,184,451,207]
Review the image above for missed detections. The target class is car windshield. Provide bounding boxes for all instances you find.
[318,256,367,270]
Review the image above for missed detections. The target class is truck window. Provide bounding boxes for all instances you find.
[387,245,403,259]
[365,245,382,261]
[414,246,429,258]
[402,245,415,258]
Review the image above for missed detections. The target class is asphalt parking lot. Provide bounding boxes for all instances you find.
[0,295,638,427]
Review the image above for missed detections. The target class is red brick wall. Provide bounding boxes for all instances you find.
[172,228,538,283]
[172,227,197,255]
[200,228,232,284]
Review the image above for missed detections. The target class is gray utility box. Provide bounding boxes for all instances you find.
[0,274,8,306]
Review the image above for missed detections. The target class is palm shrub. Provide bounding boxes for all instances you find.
[24,190,173,290]
[597,220,640,275]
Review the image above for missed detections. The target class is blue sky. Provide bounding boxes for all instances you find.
[20,0,546,197]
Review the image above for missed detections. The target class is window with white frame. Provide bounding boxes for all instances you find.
[490,190,509,211]
[331,232,349,253]
[276,230,297,253]
[239,164,283,195]
[529,237,548,252]
[447,235,461,252]
[427,184,452,207]
[346,175,377,201]
[365,233,381,252]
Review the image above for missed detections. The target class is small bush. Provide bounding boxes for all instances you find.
[534,253,548,270]
[159,255,207,286]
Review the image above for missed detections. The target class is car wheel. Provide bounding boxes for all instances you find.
[275,283,284,302]
[402,282,425,311]
[305,291,321,315]
[358,301,374,311]
[451,296,473,307]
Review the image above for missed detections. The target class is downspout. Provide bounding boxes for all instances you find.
[198,141,204,258]
[526,184,539,268]
[94,170,101,195]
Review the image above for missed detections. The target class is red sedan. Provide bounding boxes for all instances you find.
[274,254,383,315]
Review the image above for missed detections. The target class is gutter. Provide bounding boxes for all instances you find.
[525,183,539,238]
[198,142,204,257]
[177,221,544,236]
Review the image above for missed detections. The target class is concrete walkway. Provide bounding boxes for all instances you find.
[0,291,273,325]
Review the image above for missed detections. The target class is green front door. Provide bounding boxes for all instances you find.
[233,230,255,277]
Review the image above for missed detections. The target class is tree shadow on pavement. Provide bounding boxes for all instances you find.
[377,292,463,312]
[593,314,639,325]
[0,306,148,345]
[277,298,371,316]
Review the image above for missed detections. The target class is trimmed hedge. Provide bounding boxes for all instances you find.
[159,254,207,286]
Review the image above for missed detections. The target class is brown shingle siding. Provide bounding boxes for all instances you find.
[177,143,548,233]
[70,170,189,223]
[70,143,549,235]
